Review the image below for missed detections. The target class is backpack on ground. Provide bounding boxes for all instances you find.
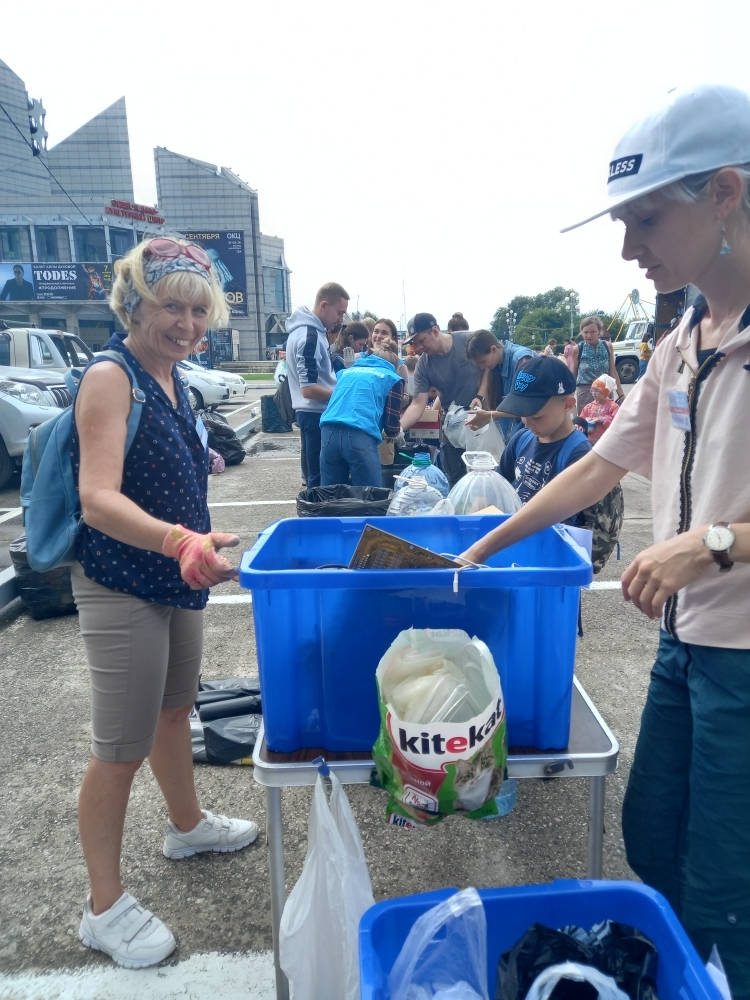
[515,429,624,574]
[20,351,144,573]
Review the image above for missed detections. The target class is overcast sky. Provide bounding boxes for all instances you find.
[4,0,750,328]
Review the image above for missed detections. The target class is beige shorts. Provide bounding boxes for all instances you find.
[72,564,203,762]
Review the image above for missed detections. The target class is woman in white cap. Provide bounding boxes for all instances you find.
[460,85,750,996]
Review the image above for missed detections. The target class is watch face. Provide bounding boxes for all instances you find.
[706,525,734,551]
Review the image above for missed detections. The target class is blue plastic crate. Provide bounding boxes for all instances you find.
[239,515,591,752]
[359,880,722,1000]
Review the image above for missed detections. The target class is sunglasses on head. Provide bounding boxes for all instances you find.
[144,238,212,271]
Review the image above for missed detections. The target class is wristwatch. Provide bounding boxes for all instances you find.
[703,521,735,572]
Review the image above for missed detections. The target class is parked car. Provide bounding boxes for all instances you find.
[0,366,69,489]
[180,359,249,400]
[174,362,230,411]
[0,326,94,373]
[611,321,652,384]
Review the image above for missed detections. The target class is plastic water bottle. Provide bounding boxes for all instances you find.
[481,777,517,819]
[396,452,450,497]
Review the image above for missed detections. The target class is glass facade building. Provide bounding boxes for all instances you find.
[0,55,290,357]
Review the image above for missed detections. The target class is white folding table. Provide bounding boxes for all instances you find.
[252,675,619,1000]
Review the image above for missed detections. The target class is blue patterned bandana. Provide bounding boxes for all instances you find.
[122,254,212,317]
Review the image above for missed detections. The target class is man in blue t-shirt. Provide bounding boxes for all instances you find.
[497,355,591,504]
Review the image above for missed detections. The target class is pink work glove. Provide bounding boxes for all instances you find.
[162,525,240,589]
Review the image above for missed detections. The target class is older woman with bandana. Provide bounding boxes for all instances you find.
[70,237,257,969]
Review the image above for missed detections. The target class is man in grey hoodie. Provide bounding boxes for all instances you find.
[285,282,349,487]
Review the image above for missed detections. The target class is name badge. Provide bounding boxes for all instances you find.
[668,390,691,431]
[195,416,209,450]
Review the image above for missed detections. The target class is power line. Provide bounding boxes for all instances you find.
[0,98,93,225]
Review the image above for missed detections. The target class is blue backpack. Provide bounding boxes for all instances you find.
[20,350,145,573]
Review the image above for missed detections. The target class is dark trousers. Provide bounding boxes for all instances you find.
[441,438,467,489]
[622,631,750,999]
[295,411,323,489]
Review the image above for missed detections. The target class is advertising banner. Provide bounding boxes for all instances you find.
[182,232,248,317]
[0,262,113,302]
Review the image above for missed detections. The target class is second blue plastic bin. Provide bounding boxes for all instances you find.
[239,515,591,752]
[358,881,722,1000]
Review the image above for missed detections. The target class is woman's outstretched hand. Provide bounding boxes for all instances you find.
[162,525,240,589]
[620,528,713,619]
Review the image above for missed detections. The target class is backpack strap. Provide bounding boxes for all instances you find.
[553,431,586,477]
[72,349,145,457]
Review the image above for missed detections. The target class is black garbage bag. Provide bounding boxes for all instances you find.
[199,409,246,466]
[261,394,292,433]
[274,377,296,428]
[297,484,393,517]
[496,922,659,1000]
[8,534,77,620]
[199,693,262,722]
[199,676,260,693]
[204,714,262,764]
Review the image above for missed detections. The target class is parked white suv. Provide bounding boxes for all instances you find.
[174,361,230,411]
[0,366,69,489]
[0,326,94,373]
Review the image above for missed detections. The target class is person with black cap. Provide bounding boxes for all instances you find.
[400,312,481,487]
[495,355,591,504]
[460,84,750,996]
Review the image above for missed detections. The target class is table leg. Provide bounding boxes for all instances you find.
[265,785,289,1000]
[586,775,605,879]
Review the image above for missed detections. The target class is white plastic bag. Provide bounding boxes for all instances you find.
[279,771,374,1000]
[463,417,504,463]
[706,946,732,1000]
[388,887,489,1000]
[443,403,469,449]
[525,962,629,1000]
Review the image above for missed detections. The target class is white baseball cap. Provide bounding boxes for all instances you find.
[561,84,750,232]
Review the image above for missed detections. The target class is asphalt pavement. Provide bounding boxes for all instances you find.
[0,390,661,995]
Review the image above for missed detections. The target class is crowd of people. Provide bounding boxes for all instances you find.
[52,83,750,994]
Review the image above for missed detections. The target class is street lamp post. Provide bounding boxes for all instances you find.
[507,310,517,342]
[564,293,579,338]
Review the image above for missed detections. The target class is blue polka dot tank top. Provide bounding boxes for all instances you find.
[70,334,210,609]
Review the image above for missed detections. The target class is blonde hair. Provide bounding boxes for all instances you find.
[373,346,399,370]
[111,238,229,329]
[612,164,750,220]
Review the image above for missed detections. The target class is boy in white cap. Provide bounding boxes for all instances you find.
[461,84,750,997]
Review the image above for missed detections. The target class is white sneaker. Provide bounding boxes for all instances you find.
[79,892,176,969]
[163,809,259,859]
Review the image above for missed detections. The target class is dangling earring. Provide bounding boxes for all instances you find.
[720,222,733,256]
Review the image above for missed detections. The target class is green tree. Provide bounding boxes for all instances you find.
[363,310,378,321]
[491,286,578,340]
[514,307,569,348]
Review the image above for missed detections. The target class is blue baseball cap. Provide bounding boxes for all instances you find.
[497,356,577,417]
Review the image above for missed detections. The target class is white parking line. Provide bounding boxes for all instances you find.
[0,507,22,524]
[208,594,252,604]
[228,401,258,416]
[588,581,622,590]
[209,501,295,507]
[0,950,275,1000]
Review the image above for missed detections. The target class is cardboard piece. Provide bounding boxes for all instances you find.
[348,524,458,570]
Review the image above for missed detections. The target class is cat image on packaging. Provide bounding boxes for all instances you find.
[372,628,508,825]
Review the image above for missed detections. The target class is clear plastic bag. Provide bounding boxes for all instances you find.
[443,403,469,449]
[396,453,450,497]
[387,476,445,516]
[525,963,629,1000]
[279,771,374,1000]
[463,418,504,463]
[447,452,521,516]
[388,887,489,1000]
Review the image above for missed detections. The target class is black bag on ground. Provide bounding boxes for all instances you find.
[199,676,260,693]
[204,714,262,764]
[496,922,659,1000]
[198,693,262,722]
[296,484,393,517]
[9,534,77,620]
[198,409,246,466]
[261,394,292,433]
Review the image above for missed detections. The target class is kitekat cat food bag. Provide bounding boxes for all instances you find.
[373,627,507,827]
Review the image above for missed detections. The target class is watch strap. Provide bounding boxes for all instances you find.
[708,521,734,573]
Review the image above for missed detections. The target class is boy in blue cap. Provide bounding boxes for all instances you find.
[497,355,591,503]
